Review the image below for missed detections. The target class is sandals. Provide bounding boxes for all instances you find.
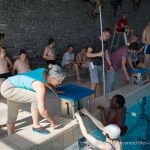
[32,127,50,135]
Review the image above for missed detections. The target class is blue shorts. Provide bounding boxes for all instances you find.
[89,62,103,84]
[144,45,150,54]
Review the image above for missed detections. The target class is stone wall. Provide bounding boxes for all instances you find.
[0,0,150,58]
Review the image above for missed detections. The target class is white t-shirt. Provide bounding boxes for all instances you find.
[61,51,74,66]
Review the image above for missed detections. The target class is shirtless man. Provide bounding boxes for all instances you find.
[75,47,89,69]
[43,38,56,66]
[0,47,12,87]
[0,47,12,128]
[12,50,30,74]
[142,19,150,74]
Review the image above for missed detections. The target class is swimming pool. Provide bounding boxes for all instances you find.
[65,95,150,150]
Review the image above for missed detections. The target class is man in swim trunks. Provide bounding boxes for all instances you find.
[142,19,150,79]
[0,47,12,129]
[0,47,12,89]
[43,38,56,66]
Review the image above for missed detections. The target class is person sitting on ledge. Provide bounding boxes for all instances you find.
[75,108,121,150]
[61,45,82,83]
[75,47,89,69]
[0,47,12,89]
[1,64,66,135]
[12,49,31,74]
[127,42,145,69]
[97,94,128,135]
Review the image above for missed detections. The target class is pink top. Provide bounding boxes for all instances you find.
[108,46,128,71]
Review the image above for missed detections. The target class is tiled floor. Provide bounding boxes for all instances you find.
[0,70,126,139]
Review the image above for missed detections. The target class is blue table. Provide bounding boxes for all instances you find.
[128,68,150,74]
[56,83,95,118]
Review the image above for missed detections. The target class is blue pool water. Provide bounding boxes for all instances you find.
[65,95,150,150]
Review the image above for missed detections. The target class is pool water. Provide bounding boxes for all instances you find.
[65,95,150,150]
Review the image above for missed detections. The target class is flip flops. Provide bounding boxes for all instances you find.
[32,127,50,135]
[50,123,62,130]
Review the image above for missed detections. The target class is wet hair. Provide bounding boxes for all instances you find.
[114,95,125,108]
[47,64,66,82]
[128,42,139,50]
[48,38,55,45]
[103,27,111,34]
[19,49,26,55]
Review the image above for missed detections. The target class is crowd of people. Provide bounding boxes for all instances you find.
[41,15,150,98]
[0,7,149,150]
[74,12,149,150]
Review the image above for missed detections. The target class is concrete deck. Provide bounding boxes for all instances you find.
[1,71,149,150]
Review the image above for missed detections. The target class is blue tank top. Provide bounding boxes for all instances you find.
[9,68,46,92]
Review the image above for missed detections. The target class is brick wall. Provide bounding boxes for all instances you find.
[0,0,149,57]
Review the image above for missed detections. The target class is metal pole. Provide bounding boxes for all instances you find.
[99,5,105,97]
